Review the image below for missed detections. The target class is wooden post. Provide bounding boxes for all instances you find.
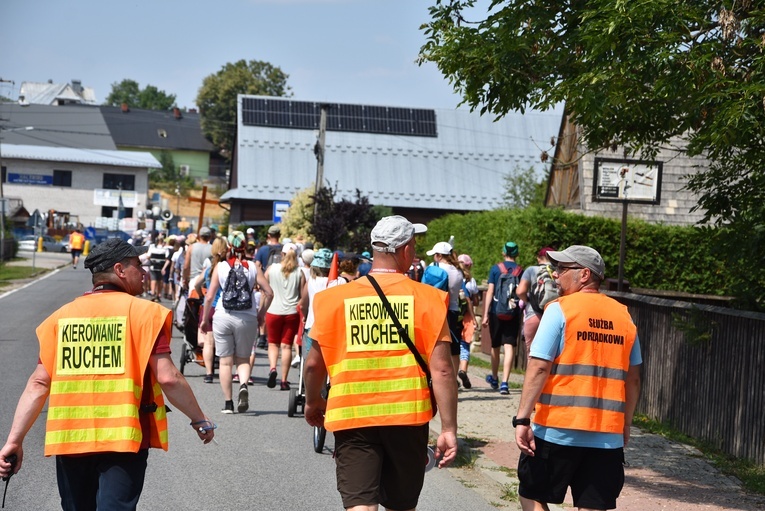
[196,186,207,232]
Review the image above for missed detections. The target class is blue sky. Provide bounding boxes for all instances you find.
[1,0,468,111]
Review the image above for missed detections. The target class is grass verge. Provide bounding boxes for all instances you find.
[634,415,765,495]
[0,264,47,288]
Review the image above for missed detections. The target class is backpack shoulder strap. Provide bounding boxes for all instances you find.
[512,265,523,277]
[497,263,508,274]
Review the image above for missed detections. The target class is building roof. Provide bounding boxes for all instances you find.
[100,106,215,152]
[1,144,161,168]
[224,95,563,212]
[19,80,97,105]
[0,104,116,150]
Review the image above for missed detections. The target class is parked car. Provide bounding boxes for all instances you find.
[17,235,67,252]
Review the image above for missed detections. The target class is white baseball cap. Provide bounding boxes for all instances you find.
[426,241,453,256]
[370,215,427,253]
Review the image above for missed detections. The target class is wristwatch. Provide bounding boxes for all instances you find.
[512,416,531,427]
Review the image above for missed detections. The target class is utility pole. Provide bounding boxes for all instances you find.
[313,104,329,222]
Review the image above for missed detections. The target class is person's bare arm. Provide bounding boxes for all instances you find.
[517,278,530,303]
[182,245,193,286]
[298,277,309,319]
[0,363,52,477]
[515,357,553,456]
[255,265,273,325]
[304,343,328,428]
[429,338,458,468]
[482,283,495,326]
[623,364,641,446]
[150,353,214,444]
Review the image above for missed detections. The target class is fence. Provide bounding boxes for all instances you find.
[473,288,765,464]
[610,291,765,465]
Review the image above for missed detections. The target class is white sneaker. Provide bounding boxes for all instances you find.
[290,355,301,368]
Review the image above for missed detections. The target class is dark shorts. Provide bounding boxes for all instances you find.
[149,269,162,281]
[518,436,625,510]
[56,449,149,511]
[488,313,519,348]
[334,424,429,509]
[71,249,82,259]
[447,310,461,356]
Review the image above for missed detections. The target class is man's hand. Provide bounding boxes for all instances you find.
[515,424,536,456]
[304,402,325,428]
[435,431,457,468]
[0,444,22,478]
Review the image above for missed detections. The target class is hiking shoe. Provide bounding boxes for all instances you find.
[237,384,249,413]
[267,369,277,388]
[256,337,267,349]
[280,381,291,391]
[203,374,214,384]
[485,374,499,390]
[221,400,234,414]
[232,374,240,383]
[458,370,472,389]
[499,382,509,395]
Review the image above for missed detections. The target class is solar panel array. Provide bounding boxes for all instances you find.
[241,97,437,137]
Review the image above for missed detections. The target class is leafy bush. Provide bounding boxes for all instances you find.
[417,207,729,300]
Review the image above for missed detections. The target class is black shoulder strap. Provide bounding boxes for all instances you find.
[366,275,431,379]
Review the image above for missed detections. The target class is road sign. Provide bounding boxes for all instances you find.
[273,201,290,224]
[26,208,43,228]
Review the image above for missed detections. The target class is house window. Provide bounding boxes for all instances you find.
[101,206,133,218]
[53,170,72,187]
[158,129,167,138]
[103,173,135,191]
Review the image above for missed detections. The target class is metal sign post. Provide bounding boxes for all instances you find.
[593,158,663,291]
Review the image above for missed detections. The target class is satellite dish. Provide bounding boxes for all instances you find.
[161,210,174,221]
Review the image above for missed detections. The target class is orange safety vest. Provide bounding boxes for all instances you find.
[69,232,85,251]
[533,292,637,434]
[37,292,171,456]
[310,274,449,432]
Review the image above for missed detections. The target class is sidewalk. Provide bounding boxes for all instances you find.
[431,348,765,510]
[0,252,71,298]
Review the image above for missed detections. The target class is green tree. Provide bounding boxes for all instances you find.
[148,151,194,196]
[420,0,765,308]
[196,60,291,157]
[279,186,316,243]
[105,79,176,110]
[503,166,548,209]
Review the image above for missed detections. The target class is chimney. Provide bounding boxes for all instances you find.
[121,103,129,113]
[173,107,182,120]
[188,108,198,114]
[71,79,83,95]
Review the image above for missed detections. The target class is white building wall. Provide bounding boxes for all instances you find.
[3,158,149,227]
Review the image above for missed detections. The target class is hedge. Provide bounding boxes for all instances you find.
[416,207,726,297]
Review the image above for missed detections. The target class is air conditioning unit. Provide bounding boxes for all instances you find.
[179,165,190,177]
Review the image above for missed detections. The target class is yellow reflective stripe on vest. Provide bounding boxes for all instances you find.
[325,398,431,423]
[328,352,418,378]
[330,376,427,397]
[51,378,140,398]
[46,426,142,446]
[48,404,138,421]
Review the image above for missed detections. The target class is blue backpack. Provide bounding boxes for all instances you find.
[493,263,523,321]
[422,264,449,291]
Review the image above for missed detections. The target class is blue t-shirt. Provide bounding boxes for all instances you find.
[255,243,282,271]
[486,261,518,314]
[530,301,643,448]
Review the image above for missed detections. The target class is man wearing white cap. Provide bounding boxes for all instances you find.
[513,245,642,511]
[304,215,458,511]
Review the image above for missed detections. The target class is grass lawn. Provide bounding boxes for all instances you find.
[0,263,47,289]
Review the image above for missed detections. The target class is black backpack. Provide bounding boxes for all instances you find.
[221,258,253,311]
[493,263,523,321]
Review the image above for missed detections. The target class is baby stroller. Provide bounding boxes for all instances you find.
[287,353,328,453]
[174,293,218,374]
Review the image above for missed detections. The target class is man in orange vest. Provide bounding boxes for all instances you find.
[513,245,642,511]
[304,215,458,511]
[0,238,214,511]
[68,228,85,269]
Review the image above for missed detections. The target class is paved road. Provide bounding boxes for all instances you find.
[0,265,499,511]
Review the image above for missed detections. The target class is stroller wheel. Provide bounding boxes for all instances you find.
[288,388,297,417]
[313,425,326,453]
